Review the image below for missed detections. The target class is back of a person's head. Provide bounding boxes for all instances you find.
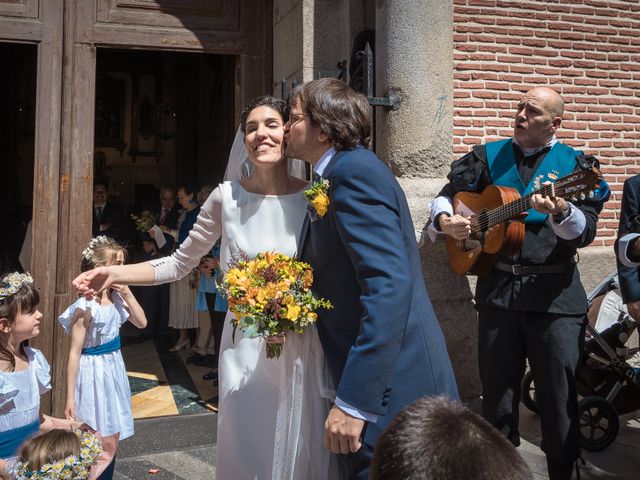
[371,396,533,480]
[15,429,102,480]
[18,429,80,474]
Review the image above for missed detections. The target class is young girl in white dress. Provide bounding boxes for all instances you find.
[58,237,147,478]
[71,97,342,479]
[0,272,88,479]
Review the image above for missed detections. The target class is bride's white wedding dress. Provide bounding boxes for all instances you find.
[150,180,339,479]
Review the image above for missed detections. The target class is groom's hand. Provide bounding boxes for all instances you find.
[324,406,365,454]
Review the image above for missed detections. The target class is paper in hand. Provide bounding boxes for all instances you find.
[150,225,166,248]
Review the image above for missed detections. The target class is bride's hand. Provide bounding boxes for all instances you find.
[72,267,113,299]
[265,333,286,345]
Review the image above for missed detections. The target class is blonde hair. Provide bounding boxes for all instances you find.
[81,236,127,272]
[19,429,80,473]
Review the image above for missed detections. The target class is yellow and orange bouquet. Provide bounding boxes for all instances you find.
[219,251,332,359]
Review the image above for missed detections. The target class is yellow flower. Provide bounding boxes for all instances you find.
[286,303,301,321]
[226,269,251,290]
[311,192,330,217]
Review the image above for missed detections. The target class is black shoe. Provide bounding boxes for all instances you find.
[185,353,206,365]
[202,370,217,380]
[193,354,216,367]
[546,456,575,480]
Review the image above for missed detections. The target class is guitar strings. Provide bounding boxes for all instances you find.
[467,176,588,234]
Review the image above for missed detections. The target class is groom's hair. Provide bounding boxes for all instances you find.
[371,396,533,480]
[289,78,371,151]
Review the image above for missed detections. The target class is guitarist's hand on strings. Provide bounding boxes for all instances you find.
[438,214,472,240]
[530,189,569,216]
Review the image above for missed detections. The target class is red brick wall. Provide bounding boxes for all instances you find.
[453,0,640,246]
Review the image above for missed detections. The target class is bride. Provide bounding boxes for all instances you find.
[72,96,341,479]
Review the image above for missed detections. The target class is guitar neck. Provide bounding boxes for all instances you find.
[483,183,554,228]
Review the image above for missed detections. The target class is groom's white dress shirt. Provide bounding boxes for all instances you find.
[312,146,378,423]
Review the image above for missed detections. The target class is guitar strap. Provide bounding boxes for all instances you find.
[485,139,582,224]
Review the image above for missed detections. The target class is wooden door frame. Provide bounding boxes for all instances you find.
[50,0,273,414]
[0,2,65,415]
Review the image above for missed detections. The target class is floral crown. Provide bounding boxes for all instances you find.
[82,236,110,262]
[0,272,33,305]
[13,430,102,480]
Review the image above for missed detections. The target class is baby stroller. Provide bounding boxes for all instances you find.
[521,272,640,452]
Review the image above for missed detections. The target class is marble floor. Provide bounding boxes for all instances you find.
[121,337,218,419]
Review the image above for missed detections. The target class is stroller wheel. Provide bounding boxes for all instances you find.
[578,396,619,452]
[520,370,540,414]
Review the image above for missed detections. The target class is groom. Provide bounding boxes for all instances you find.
[285,78,459,478]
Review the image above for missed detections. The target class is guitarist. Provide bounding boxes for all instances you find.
[430,87,609,480]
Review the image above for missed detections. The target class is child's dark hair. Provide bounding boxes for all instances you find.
[0,272,40,372]
[81,236,127,273]
[371,396,533,480]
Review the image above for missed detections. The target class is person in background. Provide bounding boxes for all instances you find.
[0,273,87,479]
[154,186,180,230]
[165,185,200,352]
[12,429,102,480]
[58,236,147,479]
[202,239,227,387]
[130,232,168,342]
[430,87,608,479]
[615,174,640,322]
[185,255,218,367]
[92,182,124,242]
[370,396,533,480]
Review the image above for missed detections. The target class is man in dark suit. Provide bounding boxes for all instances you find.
[284,78,458,479]
[431,87,608,480]
[615,175,640,320]
[152,185,180,230]
[92,181,124,241]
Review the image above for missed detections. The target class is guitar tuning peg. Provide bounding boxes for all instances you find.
[570,195,577,202]
[588,191,595,199]
[579,193,586,201]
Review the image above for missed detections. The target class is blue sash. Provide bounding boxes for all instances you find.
[486,139,581,224]
[0,420,39,458]
[82,336,121,356]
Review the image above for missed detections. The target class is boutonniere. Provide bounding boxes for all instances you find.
[304,179,330,218]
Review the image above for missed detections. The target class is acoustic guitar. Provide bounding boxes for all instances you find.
[446,167,603,275]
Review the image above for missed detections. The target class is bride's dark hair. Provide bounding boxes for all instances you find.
[240,96,289,134]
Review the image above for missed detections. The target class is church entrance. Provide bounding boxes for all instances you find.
[0,0,272,416]
[0,43,37,273]
[92,48,236,416]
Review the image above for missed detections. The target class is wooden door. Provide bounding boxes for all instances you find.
[0,1,271,414]
[47,0,272,414]
[0,1,64,414]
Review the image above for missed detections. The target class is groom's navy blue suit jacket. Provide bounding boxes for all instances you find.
[300,146,459,446]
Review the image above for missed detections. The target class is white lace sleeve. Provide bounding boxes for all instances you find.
[149,185,223,285]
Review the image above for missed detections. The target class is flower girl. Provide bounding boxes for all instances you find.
[0,272,85,478]
[13,428,102,480]
[58,236,147,478]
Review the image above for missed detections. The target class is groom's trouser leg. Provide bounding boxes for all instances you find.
[339,440,374,480]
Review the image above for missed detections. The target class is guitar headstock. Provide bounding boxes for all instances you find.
[548,167,603,201]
